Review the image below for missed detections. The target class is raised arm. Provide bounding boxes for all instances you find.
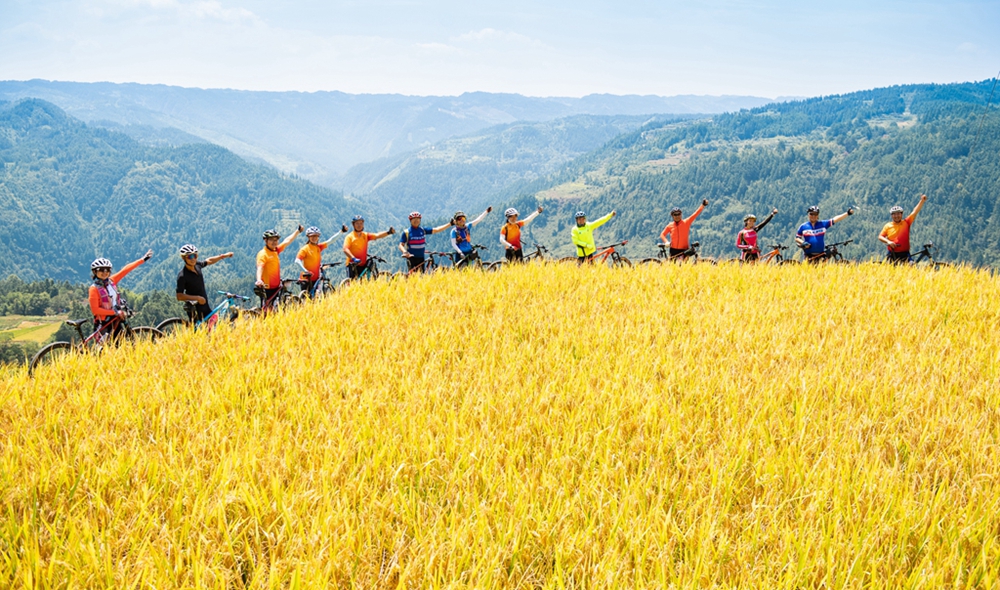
[522,206,543,225]
[204,252,233,266]
[279,225,303,250]
[321,225,349,246]
[590,211,615,230]
[469,207,493,227]
[430,220,454,234]
[685,200,707,224]
[831,208,854,225]
[755,209,778,232]
[910,194,928,219]
[110,251,151,284]
[371,227,396,241]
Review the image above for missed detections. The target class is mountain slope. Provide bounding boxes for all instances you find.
[0,80,774,184]
[0,99,377,291]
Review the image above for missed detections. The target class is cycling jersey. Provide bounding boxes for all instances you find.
[880,213,917,252]
[451,226,473,254]
[735,212,775,260]
[796,219,834,256]
[401,225,439,257]
[344,231,376,265]
[89,257,145,320]
[256,244,287,289]
[176,261,211,319]
[660,203,705,249]
[501,220,526,250]
[296,242,328,280]
[571,213,613,257]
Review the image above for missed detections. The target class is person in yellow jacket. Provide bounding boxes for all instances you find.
[571,209,616,263]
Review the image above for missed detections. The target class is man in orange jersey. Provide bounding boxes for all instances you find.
[343,215,395,279]
[255,226,303,310]
[878,194,927,264]
[660,199,709,260]
[499,206,543,262]
[295,225,348,297]
[89,250,152,339]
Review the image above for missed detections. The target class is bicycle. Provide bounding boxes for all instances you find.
[758,243,789,264]
[487,243,549,271]
[907,242,951,269]
[638,242,704,265]
[245,278,298,317]
[340,256,387,288]
[454,245,489,270]
[155,291,252,334]
[28,302,164,376]
[560,241,631,267]
[394,251,450,278]
[793,239,854,263]
[294,262,342,300]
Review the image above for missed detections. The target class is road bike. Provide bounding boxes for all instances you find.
[28,302,164,376]
[560,241,631,267]
[155,291,252,334]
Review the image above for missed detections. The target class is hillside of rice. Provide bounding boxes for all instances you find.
[2,262,1000,588]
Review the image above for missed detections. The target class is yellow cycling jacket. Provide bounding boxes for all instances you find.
[571,212,614,257]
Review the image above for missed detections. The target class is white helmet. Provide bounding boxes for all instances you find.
[91,257,112,271]
[505,207,519,217]
[305,226,321,236]
[889,206,903,214]
[179,244,198,256]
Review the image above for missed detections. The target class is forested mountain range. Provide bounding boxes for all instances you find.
[449,81,1000,265]
[340,114,684,219]
[0,99,376,292]
[0,80,773,185]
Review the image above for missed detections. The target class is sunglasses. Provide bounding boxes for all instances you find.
[95,268,111,273]
[186,254,198,260]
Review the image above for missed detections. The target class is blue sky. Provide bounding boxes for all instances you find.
[1,0,997,98]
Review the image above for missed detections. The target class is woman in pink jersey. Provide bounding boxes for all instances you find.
[735,208,778,262]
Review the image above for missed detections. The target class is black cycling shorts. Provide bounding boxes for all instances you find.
[406,257,426,272]
[506,248,524,262]
[886,250,911,264]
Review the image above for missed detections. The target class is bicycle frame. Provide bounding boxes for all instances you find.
[184,291,250,329]
[662,242,699,262]
[759,244,787,264]
[583,241,628,265]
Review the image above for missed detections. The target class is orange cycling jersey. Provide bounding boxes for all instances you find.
[660,203,705,249]
[296,242,328,279]
[88,257,145,320]
[256,244,287,289]
[880,213,916,251]
[344,232,376,265]
[501,220,526,249]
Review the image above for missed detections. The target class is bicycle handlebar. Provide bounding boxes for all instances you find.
[216,291,250,301]
[598,240,629,249]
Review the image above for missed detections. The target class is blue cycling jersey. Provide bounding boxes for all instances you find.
[797,220,834,255]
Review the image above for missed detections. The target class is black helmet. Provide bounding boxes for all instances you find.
[453,210,466,220]
[262,229,280,239]
[670,207,682,215]
[807,206,820,214]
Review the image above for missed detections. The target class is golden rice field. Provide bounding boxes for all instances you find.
[3,262,1000,588]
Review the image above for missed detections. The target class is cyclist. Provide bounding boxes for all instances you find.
[343,215,395,278]
[398,212,453,272]
[255,226,303,308]
[795,205,854,262]
[450,207,493,268]
[89,249,153,338]
[499,206,543,262]
[296,225,348,296]
[878,194,928,264]
[176,244,234,322]
[572,209,616,263]
[735,208,778,262]
[660,199,709,259]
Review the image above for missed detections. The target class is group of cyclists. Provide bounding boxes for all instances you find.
[85,194,931,329]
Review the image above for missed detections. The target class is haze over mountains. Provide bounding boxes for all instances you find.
[0,80,775,185]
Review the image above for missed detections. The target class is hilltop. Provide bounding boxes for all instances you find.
[4,262,1000,586]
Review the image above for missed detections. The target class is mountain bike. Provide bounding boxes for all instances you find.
[155,291,252,335]
[394,251,451,278]
[454,245,489,270]
[638,242,703,265]
[245,278,298,317]
[294,262,341,300]
[560,241,631,267]
[28,302,164,376]
[907,242,951,269]
[340,256,387,287]
[487,243,549,271]
[792,240,854,263]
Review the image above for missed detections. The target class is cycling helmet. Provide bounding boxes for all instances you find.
[575,211,587,218]
[91,257,112,271]
[408,211,422,220]
[505,207,519,217]
[351,215,365,223]
[453,210,466,220]
[889,205,903,214]
[178,244,198,256]
[743,214,757,222]
[807,206,820,214]
[305,226,321,236]
[262,229,280,239]
[670,207,682,215]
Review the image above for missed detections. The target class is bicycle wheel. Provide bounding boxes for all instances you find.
[28,341,74,376]
[558,256,578,264]
[339,277,353,289]
[156,317,190,335]
[487,260,505,272]
[611,256,632,268]
[637,258,661,265]
[129,326,165,343]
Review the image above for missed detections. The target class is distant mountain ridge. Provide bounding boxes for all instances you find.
[0,80,774,185]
